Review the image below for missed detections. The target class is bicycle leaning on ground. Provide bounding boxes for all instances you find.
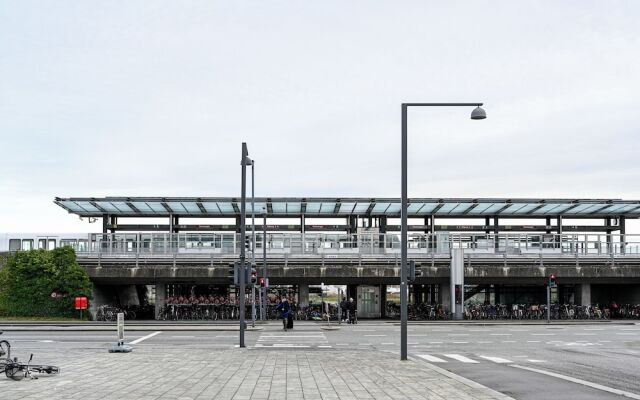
[0,332,60,380]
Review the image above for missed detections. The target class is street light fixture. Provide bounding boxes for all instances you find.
[400,102,486,360]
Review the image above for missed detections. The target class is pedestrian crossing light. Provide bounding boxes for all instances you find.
[245,235,251,252]
[408,260,421,283]
[228,262,239,285]
[549,273,557,287]
[259,277,265,287]
[250,264,257,286]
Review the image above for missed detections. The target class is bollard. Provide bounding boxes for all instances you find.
[109,313,132,353]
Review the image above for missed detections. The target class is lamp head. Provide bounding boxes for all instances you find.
[470,106,487,120]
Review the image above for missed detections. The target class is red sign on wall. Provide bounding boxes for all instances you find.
[75,296,88,310]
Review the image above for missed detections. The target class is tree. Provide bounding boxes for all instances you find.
[0,247,93,318]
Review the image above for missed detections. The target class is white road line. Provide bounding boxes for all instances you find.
[510,364,640,399]
[318,345,332,348]
[527,359,546,363]
[477,341,493,344]
[429,341,443,344]
[260,335,325,338]
[527,341,540,343]
[129,331,162,345]
[38,340,55,343]
[381,342,394,345]
[443,354,479,363]
[479,356,512,364]
[599,340,612,343]
[453,341,469,344]
[418,354,447,363]
[584,328,604,331]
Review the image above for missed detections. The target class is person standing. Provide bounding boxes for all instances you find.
[276,297,290,331]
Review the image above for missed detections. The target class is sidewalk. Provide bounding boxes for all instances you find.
[1,345,514,400]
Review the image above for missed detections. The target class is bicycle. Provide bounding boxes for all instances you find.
[0,333,60,380]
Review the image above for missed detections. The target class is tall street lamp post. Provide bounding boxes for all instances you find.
[400,103,486,360]
[262,206,267,321]
[251,160,256,327]
[239,142,252,348]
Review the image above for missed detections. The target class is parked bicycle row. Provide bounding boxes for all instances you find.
[384,302,640,320]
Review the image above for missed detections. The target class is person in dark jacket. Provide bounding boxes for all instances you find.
[275,297,291,331]
[339,297,347,322]
[347,297,357,324]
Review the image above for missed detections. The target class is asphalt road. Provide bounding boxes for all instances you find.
[2,321,640,400]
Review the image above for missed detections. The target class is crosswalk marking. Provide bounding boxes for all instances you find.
[418,355,447,363]
[479,356,512,364]
[443,354,479,363]
[417,353,542,365]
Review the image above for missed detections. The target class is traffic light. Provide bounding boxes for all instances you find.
[249,263,257,286]
[228,262,239,285]
[548,273,557,287]
[259,277,265,287]
[408,260,422,283]
[244,235,251,253]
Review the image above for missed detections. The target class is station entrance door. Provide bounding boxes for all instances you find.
[357,285,381,318]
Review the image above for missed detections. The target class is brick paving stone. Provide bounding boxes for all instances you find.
[0,344,515,400]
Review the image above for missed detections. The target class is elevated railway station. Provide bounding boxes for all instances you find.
[20,196,636,318]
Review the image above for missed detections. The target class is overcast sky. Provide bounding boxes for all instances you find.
[1,1,639,233]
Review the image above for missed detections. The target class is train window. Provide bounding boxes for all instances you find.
[61,239,77,249]
[78,240,88,252]
[48,239,57,249]
[22,239,34,251]
[9,239,21,251]
[38,239,47,249]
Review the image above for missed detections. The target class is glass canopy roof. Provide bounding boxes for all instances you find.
[54,197,640,218]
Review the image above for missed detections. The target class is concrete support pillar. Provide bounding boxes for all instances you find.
[298,283,309,308]
[380,285,387,318]
[575,284,591,306]
[118,285,140,306]
[451,249,464,320]
[155,283,166,320]
[90,285,110,320]
[440,284,451,313]
[620,217,626,254]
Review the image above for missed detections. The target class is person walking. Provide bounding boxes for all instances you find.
[339,297,347,322]
[347,297,357,324]
[276,297,291,331]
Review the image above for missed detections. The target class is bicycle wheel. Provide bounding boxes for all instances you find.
[5,362,24,380]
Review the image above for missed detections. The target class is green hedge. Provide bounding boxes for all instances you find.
[0,247,93,318]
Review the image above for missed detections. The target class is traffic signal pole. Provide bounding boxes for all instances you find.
[251,160,256,328]
[239,142,249,348]
[546,282,550,324]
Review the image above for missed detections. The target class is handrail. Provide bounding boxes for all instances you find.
[57,232,640,257]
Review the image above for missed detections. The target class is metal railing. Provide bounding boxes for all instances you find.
[61,232,640,257]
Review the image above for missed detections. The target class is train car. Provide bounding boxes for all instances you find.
[0,233,91,253]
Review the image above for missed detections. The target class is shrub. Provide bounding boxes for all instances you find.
[0,247,92,318]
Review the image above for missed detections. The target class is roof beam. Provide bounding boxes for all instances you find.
[196,201,207,214]
[365,201,376,216]
[462,203,480,215]
[558,203,582,215]
[333,200,341,214]
[161,202,172,213]
[527,203,548,214]
[494,203,513,215]
[126,202,141,214]
[267,199,273,214]
[625,205,640,215]
[90,201,107,213]
[301,200,306,214]
[431,203,445,214]
[231,202,240,214]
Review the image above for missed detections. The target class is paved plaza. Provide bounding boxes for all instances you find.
[0,338,511,400]
[2,321,640,399]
